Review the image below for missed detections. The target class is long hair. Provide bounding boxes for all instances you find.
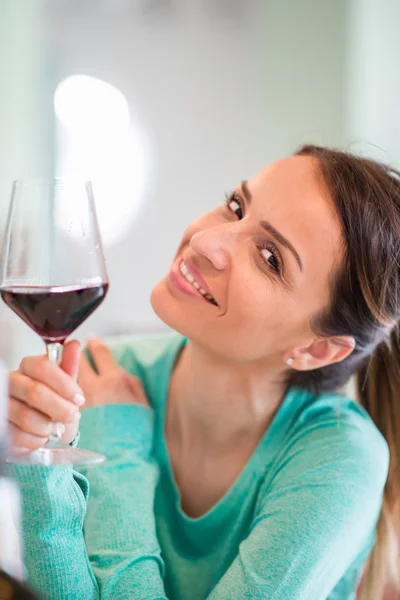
[288,145,400,599]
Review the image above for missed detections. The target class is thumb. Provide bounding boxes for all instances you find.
[59,340,81,381]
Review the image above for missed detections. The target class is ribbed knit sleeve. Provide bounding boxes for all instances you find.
[11,405,168,600]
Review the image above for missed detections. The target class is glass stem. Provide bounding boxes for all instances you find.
[47,342,63,364]
[46,343,65,444]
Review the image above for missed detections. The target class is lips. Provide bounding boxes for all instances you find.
[179,260,218,305]
[184,258,213,293]
[167,253,219,306]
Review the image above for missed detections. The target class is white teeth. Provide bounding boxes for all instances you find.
[179,260,216,304]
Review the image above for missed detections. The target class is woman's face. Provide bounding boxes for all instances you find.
[151,155,344,367]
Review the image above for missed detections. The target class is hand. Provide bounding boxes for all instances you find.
[8,340,85,450]
[78,338,149,410]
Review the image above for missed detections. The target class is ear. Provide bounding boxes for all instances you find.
[287,336,355,371]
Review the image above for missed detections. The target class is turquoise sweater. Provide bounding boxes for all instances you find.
[12,334,389,600]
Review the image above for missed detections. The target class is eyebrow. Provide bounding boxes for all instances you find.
[241,180,303,272]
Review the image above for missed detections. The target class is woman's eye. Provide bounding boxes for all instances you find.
[224,193,281,276]
[225,195,243,219]
[260,247,280,274]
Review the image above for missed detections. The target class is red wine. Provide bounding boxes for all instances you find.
[0,284,108,344]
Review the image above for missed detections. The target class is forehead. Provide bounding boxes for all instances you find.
[250,155,332,212]
[248,155,344,295]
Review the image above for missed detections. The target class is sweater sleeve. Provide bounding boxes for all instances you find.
[78,405,168,600]
[206,418,389,600]
[11,405,168,600]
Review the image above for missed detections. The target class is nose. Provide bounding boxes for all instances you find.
[189,225,234,271]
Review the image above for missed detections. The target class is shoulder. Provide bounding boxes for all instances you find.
[287,387,389,470]
[250,390,388,589]
[103,332,184,374]
[254,389,389,541]
[263,387,389,503]
[101,332,185,409]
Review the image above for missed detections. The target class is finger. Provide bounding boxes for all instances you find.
[8,397,52,437]
[9,372,81,423]
[78,351,97,385]
[8,422,49,451]
[87,337,119,375]
[19,355,83,402]
[62,411,81,445]
[59,340,81,381]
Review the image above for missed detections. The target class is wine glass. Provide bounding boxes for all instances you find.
[0,178,109,466]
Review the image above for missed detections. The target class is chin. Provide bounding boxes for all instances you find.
[150,277,268,364]
[150,277,208,342]
[150,278,175,326]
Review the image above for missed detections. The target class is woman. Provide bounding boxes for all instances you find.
[7,145,399,600]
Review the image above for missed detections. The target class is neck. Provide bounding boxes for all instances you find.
[167,341,288,451]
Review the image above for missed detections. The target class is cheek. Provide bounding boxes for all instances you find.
[228,265,277,320]
[221,275,278,345]
[223,275,306,355]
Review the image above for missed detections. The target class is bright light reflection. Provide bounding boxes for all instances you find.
[54,74,150,246]
[54,75,130,132]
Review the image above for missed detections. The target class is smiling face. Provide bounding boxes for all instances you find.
[151,155,345,368]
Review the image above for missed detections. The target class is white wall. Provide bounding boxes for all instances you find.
[347,0,400,165]
[0,0,53,567]
[261,0,348,161]
[0,0,53,366]
[44,0,348,349]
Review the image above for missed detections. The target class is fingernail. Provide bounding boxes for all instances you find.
[65,339,81,348]
[73,393,86,406]
[58,424,66,435]
[73,411,82,422]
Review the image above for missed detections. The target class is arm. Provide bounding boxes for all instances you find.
[12,464,99,600]
[12,404,168,600]
[78,404,168,600]
[9,338,169,600]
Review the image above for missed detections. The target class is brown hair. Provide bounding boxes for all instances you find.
[287,145,400,598]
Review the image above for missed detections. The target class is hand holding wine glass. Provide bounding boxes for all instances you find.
[0,178,109,465]
[8,341,84,450]
[8,338,150,454]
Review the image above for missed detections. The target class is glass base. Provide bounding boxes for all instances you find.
[5,446,106,466]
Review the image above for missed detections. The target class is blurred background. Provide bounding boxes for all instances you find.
[2,2,400,598]
[0,0,398,368]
